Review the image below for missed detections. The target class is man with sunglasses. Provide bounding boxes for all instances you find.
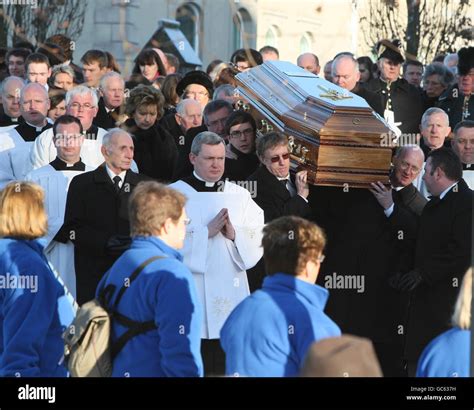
[248,131,312,223]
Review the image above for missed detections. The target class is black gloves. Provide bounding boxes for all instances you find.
[389,270,423,291]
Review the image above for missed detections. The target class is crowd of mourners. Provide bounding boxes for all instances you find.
[0,33,472,378]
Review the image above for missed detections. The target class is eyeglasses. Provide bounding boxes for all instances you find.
[236,63,250,71]
[269,152,290,163]
[230,128,254,139]
[69,102,95,111]
[399,160,420,174]
[317,254,325,263]
[183,218,191,226]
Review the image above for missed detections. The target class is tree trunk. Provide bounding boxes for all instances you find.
[405,0,420,59]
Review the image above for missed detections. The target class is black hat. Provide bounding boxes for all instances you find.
[176,70,214,98]
[458,47,474,76]
[376,39,405,64]
[230,48,263,67]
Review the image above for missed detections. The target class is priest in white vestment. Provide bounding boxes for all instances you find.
[451,120,474,189]
[26,115,92,298]
[170,131,264,375]
[0,83,53,189]
[30,85,107,170]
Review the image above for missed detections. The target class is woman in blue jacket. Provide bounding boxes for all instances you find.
[0,182,75,377]
[417,268,471,377]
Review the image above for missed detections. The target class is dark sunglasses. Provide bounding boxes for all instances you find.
[270,153,290,163]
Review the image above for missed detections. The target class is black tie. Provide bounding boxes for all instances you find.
[280,179,288,188]
[113,176,121,193]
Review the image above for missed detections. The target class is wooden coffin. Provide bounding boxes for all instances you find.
[234,61,393,188]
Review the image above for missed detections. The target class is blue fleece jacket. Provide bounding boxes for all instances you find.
[417,327,470,377]
[220,273,341,377]
[96,236,203,377]
[0,238,75,377]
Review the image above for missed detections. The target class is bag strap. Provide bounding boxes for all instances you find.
[112,255,164,312]
[108,255,165,359]
[111,318,156,359]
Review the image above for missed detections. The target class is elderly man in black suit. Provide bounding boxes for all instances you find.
[58,128,150,304]
[396,148,472,376]
[247,131,312,223]
[368,145,427,376]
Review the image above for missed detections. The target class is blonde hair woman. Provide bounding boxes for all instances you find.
[0,182,75,377]
[416,268,472,377]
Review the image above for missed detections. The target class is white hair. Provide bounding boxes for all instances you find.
[102,127,130,151]
[65,85,99,107]
[99,71,125,91]
[176,98,201,116]
[421,107,449,129]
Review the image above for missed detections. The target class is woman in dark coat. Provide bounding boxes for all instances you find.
[122,85,178,183]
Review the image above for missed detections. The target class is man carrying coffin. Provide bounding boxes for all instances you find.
[170,131,264,376]
[26,115,92,298]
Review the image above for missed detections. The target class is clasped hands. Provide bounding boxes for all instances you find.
[207,208,235,240]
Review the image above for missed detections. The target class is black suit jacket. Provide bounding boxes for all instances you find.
[247,165,312,223]
[93,98,122,130]
[364,77,424,134]
[61,165,150,304]
[352,82,384,116]
[405,179,473,361]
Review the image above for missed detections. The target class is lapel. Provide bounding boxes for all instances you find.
[93,166,140,196]
[258,165,291,200]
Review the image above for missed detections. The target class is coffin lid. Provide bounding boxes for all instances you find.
[235,61,391,137]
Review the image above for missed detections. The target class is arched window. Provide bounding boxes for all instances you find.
[176,3,201,53]
[299,32,314,54]
[264,25,280,48]
[233,8,254,50]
